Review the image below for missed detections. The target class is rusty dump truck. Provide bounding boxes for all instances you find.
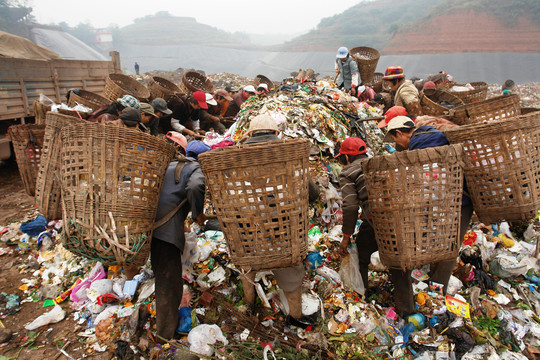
[0,51,121,159]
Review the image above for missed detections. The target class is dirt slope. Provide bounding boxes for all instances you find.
[384,10,540,54]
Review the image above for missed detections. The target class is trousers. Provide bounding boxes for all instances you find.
[151,238,184,341]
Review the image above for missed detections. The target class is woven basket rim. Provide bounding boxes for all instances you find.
[151,76,182,92]
[107,73,150,99]
[349,46,381,60]
[182,71,215,93]
[444,110,539,140]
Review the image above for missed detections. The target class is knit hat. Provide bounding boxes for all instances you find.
[117,95,141,110]
[186,140,211,160]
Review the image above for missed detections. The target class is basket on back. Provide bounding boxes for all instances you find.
[449,82,488,103]
[362,145,464,271]
[421,88,465,116]
[68,90,109,111]
[180,71,215,94]
[199,139,310,271]
[60,122,175,266]
[448,94,521,125]
[104,73,150,103]
[444,113,540,224]
[253,74,274,91]
[149,76,182,101]
[7,124,46,196]
[349,46,380,85]
[35,113,85,220]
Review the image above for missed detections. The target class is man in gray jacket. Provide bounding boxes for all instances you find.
[151,140,210,340]
[335,47,360,96]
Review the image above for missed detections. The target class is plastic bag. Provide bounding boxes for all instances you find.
[339,247,365,295]
[181,232,198,271]
[25,305,66,330]
[187,324,228,356]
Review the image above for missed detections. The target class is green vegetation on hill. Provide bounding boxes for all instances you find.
[430,0,540,26]
[278,0,445,52]
[117,12,247,47]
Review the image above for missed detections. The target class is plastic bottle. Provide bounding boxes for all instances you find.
[407,313,426,330]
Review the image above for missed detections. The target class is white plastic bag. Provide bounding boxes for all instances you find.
[181,232,199,271]
[339,247,365,295]
[25,305,66,330]
[187,324,228,356]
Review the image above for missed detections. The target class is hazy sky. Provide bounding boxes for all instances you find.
[30,0,362,35]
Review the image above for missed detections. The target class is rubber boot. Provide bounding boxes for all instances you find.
[284,287,303,320]
[240,272,256,306]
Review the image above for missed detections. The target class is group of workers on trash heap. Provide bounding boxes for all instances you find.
[64,50,519,342]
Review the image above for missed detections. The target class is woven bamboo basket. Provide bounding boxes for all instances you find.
[368,72,384,86]
[104,73,150,103]
[57,108,91,119]
[33,100,51,125]
[253,74,274,91]
[521,107,540,115]
[449,82,488,103]
[349,46,380,85]
[60,122,175,266]
[448,94,521,125]
[180,71,215,94]
[149,76,182,101]
[199,139,310,271]
[67,89,109,111]
[35,113,85,220]
[444,112,540,224]
[421,88,465,116]
[7,124,46,196]
[362,144,464,271]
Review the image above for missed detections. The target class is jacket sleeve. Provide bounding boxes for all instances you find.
[350,60,359,87]
[171,118,186,132]
[339,166,362,236]
[186,167,205,219]
[336,61,344,86]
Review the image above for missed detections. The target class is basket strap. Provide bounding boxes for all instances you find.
[153,198,187,230]
[26,128,38,149]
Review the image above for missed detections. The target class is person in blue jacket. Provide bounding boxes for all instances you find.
[384,116,474,315]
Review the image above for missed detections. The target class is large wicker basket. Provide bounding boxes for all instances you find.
[449,82,488,103]
[149,76,182,101]
[199,139,310,271]
[35,113,85,220]
[448,94,521,125]
[253,74,274,91]
[349,46,380,85]
[421,88,465,116]
[362,144,464,271]
[104,73,150,103]
[8,124,46,196]
[444,112,540,224]
[60,122,175,266]
[180,71,215,94]
[33,100,51,125]
[67,89,109,111]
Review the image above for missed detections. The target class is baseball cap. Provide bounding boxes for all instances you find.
[205,93,217,106]
[192,91,208,109]
[336,47,348,59]
[140,102,157,117]
[119,107,141,127]
[165,131,187,151]
[117,95,141,110]
[378,106,408,128]
[334,137,367,158]
[186,140,211,160]
[257,83,269,92]
[423,81,436,89]
[357,85,366,94]
[383,116,415,142]
[382,66,405,80]
[243,85,256,94]
[151,98,172,115]
[215,89,233,101]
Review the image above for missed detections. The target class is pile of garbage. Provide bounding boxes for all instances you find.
[1,200,539,359]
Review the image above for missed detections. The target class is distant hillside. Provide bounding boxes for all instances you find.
[116,12,248,48]
[384,0,540,54]
[277,0,444,52]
